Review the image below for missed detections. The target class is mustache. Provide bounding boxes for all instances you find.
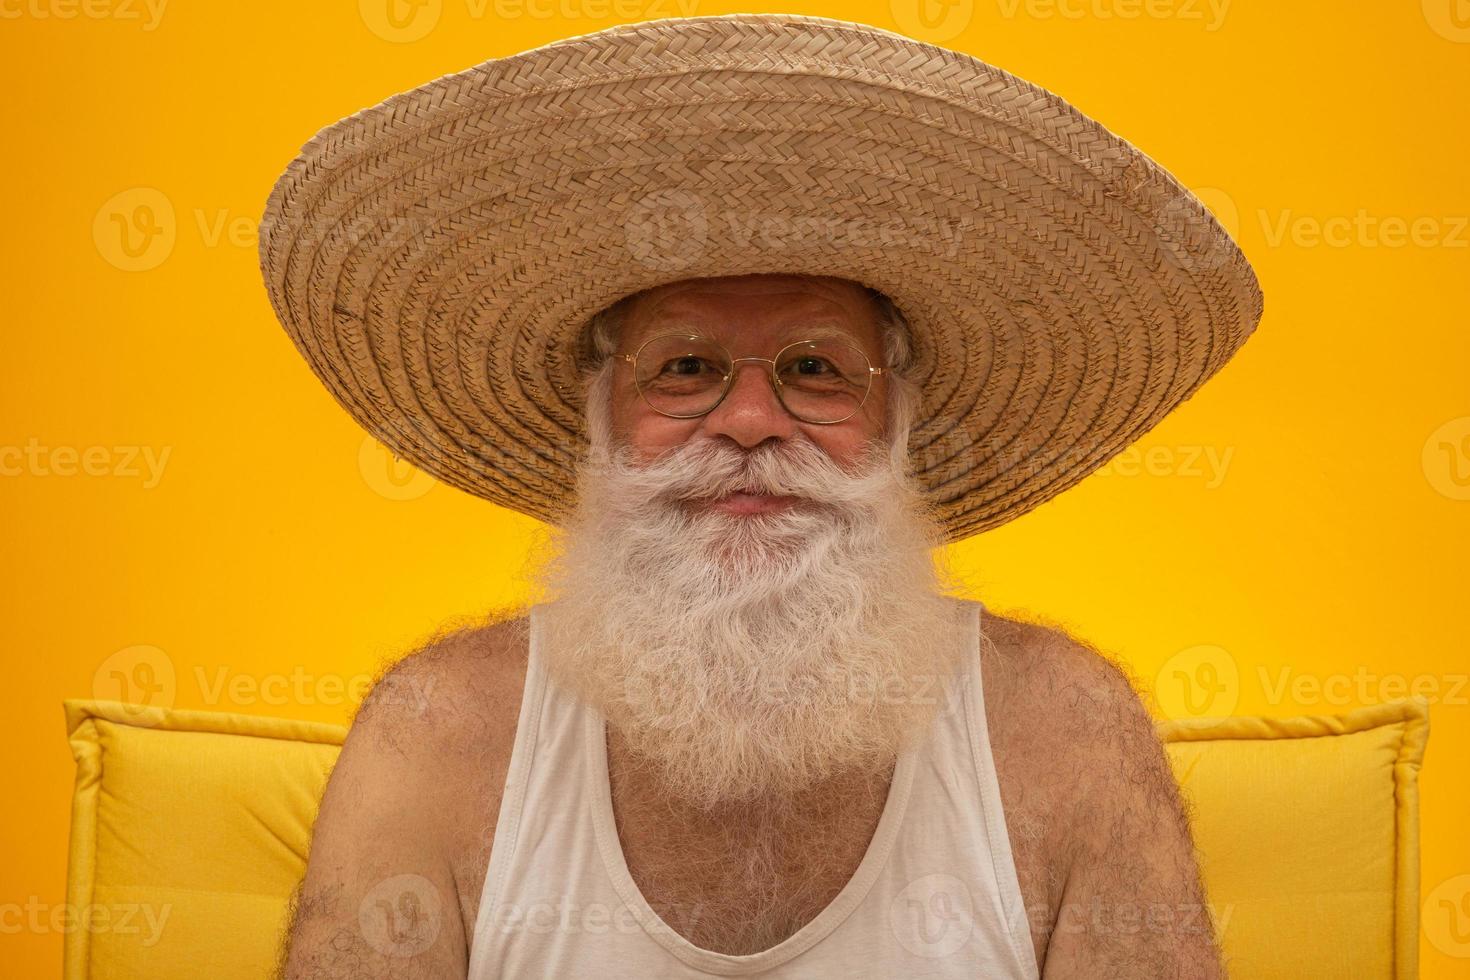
[592,435,892,510]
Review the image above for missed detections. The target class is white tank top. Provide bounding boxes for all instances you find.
[467,598,1039,979]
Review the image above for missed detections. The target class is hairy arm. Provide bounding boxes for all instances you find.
[274,636,489,979]
[1034,637,1227,978]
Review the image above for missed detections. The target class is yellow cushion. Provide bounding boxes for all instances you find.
[1159,697,1429,980]
[62,700,346,980]
[63,696,1428,979]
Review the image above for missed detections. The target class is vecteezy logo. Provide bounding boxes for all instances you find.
[359,0,442,43]
[1423,0,1470,42]
[93,188,176,272]
[890,873,975,959]
[1424,874,1470,958]
[359,874,443,957]
[1154,185,1241,275]
[621,669,682,731]
[93,645,178,724]
[1423,416,1470,500]
[359,435,436,501]
[623,188,708,272]
[888,0,975,43]
[1155,644,1240,719]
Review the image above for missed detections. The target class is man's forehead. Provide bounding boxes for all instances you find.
[620,275,880,347]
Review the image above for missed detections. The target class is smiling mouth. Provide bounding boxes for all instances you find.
[703,490,802,515]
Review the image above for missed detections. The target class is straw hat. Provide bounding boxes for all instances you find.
[258,12,1263,544]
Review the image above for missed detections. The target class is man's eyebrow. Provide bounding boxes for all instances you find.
[632,321,868,345]
[793,324,867,344]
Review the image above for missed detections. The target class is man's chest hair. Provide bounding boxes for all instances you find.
[418,612,1175,962]
[608,764,894,953]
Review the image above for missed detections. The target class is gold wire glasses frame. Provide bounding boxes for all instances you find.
[615,333,886,425]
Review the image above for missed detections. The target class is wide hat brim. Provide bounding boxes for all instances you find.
[258,12,1263,545]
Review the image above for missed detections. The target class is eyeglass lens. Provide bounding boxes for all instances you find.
[632,335,872,423]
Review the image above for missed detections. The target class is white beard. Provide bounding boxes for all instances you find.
[525,391,971,810]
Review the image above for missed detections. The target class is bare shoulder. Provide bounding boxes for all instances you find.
[977,608,1222,977]
[978,609,1154,746]
[975,610,1154,912]
[277,612,532,978]
[354,610,532,747]
[978,607,1173,845]
[353,608,533,857]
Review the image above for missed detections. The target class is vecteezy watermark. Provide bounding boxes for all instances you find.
[1256,666,1469,708]
[192,665,437,713]
[93,187,281,272]
[1422,0,1470,42]
[0,0,167,31]
[358,0,702,43]
[360,435,437,501]
[487,896,705,937]
[1424,873,1470,958]
[889,0,976,42]
[1423,416,1470,501]
[0,898,171,944]
[890,873,976,958]
[1148,185,1244,277]
[890,873,1232,959]
[621,665,964,731]
[974,436,1232,491]
[1091,444,1235,489]
[357,0,440,41]
[0,438,171,488]
[623,188,966,273]
[1155,643,1469,719]
[1258,208,1470,249]
[92,644,437,721]
[1154,645,1240,719]
[93,188,176,271]
[993,0,1231,32]
[1046,897,1233,939]
[1149,187,1469,265]
[359,874,443,958]
[92,645,177,724]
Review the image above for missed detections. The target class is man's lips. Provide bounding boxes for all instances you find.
[700,491,802,515]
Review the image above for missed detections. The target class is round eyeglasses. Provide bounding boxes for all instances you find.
[615,333,886,425]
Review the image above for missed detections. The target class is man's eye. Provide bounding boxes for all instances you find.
[664,356,714,375]
[781,355,838,378]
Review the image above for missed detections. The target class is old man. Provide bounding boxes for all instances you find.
[259,14,1262,979]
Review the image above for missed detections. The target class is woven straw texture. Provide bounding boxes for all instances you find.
[258,13,1264,544]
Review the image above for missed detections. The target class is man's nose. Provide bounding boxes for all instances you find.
[699,359,798,448]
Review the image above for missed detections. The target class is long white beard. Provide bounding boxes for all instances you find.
[526,399,970,810]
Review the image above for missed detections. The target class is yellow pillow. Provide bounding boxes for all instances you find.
[1158,697,1429,980]
[62,696,1428,979]
[62,699,347,979]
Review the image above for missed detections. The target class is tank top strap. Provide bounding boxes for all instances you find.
[957,597,1038,976]
[467,603,552,967]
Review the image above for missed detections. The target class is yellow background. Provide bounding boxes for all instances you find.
[3,0,1467,975]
